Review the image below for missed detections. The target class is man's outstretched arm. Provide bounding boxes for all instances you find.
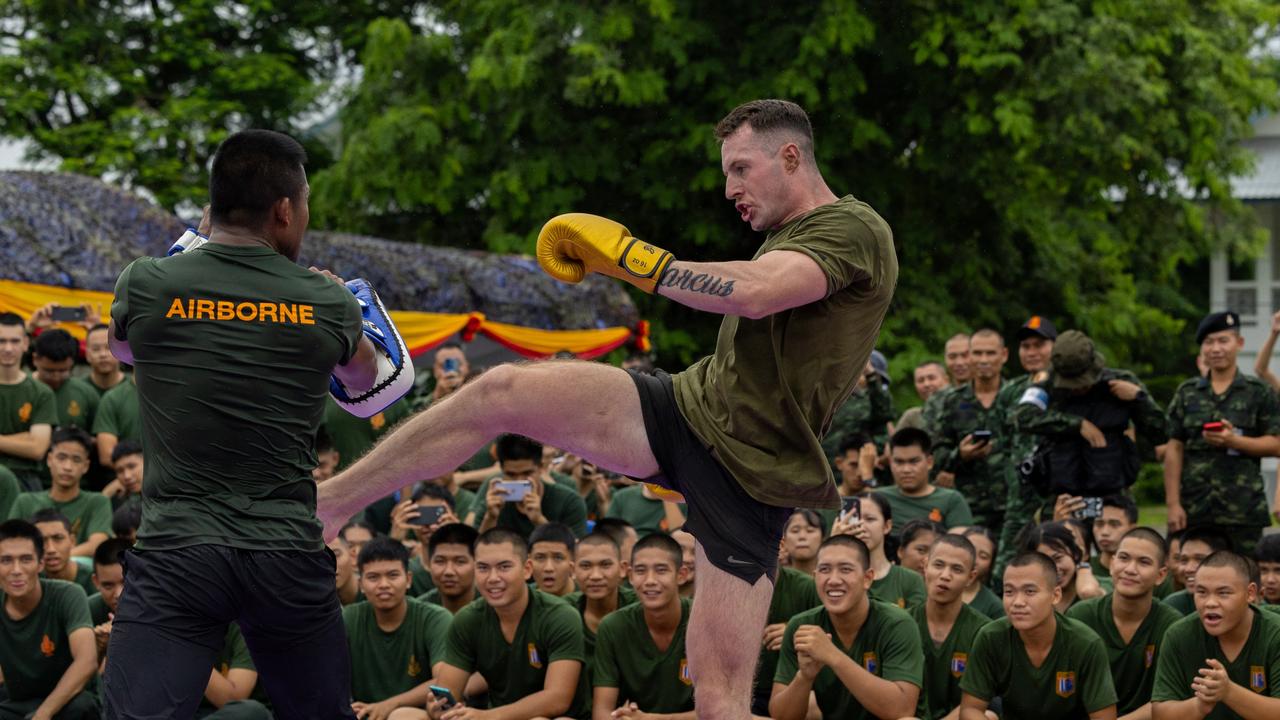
[655,251,827,319]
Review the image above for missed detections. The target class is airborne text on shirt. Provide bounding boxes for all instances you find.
[164,297,316,324]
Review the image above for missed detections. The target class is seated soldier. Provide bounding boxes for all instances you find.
[959,552,1118,720]
[7,427,111,557]
[1163,527,1233,616]
[530,523,578,598]
[896,519,945,577]
[910,533,991,720]
[0,519,99,719]
[110,501,141,546]
[593,518,639,571]
[832,493,926,609]
[340,520,377,560]
[343,537,453,718]
[672,530,696,599]
[104,440,144,513]
[327,534,362,606]
[396,484,461,597]
[30,329,98,433]
[953,526,1004,619]
[603,482,685,537]
[593,534,695,720]
[752,554,821,717]
[423,523,479,614]
[88,536,131,663]
[1067,527,1181,720]
[472,435,588,538]
[567,531,636,666]
[1089,495,1138,593]
[1151,550,1280,718]
[770,535,924,720]
[197,623,272,720]
[414,528,590,720]
[311,427,340,483]
[1257,534,1280,606]
[31,509,96,595]
[875,427,973,538]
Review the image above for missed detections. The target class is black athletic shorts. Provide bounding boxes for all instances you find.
[630,369,792,584]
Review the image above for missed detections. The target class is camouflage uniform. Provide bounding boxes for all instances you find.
[929,382,1008,528]
[1167,370,1280,555]
[822,381,896,468]
[992,373,1043,577]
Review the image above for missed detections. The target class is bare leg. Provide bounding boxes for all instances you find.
[687,542,773,720]
[317,361,659,533]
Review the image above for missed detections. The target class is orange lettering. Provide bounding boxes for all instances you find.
[259,303,278,323]
[236,302,257,321]
[217,301,235,321]
[165,298,187,319]
[279,304,298,323]
[298,304,314,325]
[196,300,215,319]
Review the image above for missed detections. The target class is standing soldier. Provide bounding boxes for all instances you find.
[1164,311,1280,555]
[823,356,895,473]
[931,329,1009,529]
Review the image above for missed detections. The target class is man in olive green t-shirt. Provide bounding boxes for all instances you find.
[32,511,97,596]
[910,534,990,720]
[343,537,453,718]
[771,536,923,720]
[1151,551,1280,718]
[567,532,636,667]
[92,375,140,469]
[31,329,100,434]
[875,427,973,539]
[959,553,1117,720]
[605,483,685,536]
[0,519,99,719]
[8,427,111,556]
[0,313,56,491]
[422,522,478,614]
[594,534,695,719]
[316,99,898,720]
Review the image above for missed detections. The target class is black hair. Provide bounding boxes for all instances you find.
[1101,495,1138,524]
[32,328,79,362]
[93,537,132,569]
[30,508,72,534]
[899,519,945,548]
[1019,521,1082,565]
[476,527,529,560]
[854,491,892,523]
[111,439,143,464]
[111,502,142,538]
[356,535,411,571]
[428,523,479,559]
[961,525,997,547]
[818,535,871,570]
[837,433,872,457]
[209,129,308,229]
[438,340,464,352]
[592,518,635,549]
[49,426,94,458]
[1062,517,1095,557]
[1119,527,1169,566]
[785,509,827,539]
[576,531,621,557]
[1181,526,1234,555]
[412,483,456,511]
[930,533,977,569]
[339,520,378,542]
[1198,550,1257,586]
[914,360,946,375]
[1256,534,1280,564]
[889,427,932,454]
[314,426,334,455]
[0,312,23,328]
[1007,551,1059,588]
[631,532,682,568]
[495,434,543,464]
[86,323,109,337]
[0,519,43,559]
[529,523,576,553]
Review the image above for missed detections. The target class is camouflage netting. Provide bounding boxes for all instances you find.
[0,171,639,330]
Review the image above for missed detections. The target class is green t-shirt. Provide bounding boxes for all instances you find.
[594,598,694,713]
[0,579,92,701]
[44,563,97,598]
[344,597,453,703]
[200,623,270,710]
[875,485,973,537]
[1151,608,1280,717]
[408,555,435,597]
[470,476,588,538]
[967,584,1005,619]
[755,567,822,705]
[604,485,682,536]
[50,376,99,433]
[909,602,990,720]
[1163,589,1196,616]
[565,586,639,665]
[445,589,590,718]
[775,600,923,719]
[87,592,111,626]
[0,463,19,519]
[92,377,140,443]
[869,564,926,609]
[0,373,58,482]
[672,195,897,510]
[111,245,363,552]
[960,614,1118,718]
[1066,594,1182,715]
[7,490,112,543]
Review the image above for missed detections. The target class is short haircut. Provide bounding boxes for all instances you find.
[32,328,78,362]
[961,525,996,546]
[0,519,43,559]
[786,509,827,539]
[0,312,24,328]
[495,434,542,464]
[111,439,144,464]
[1118,526,1168,565]
[1181,526,1234,554]
[930,533,977,569]
[1102,495,1138,524]
[713,99,815,159]
[899,519,945,548]
[438,340,465,353]
[818,535,871,570]
[631,532,682,568]
[945,333,971,347]
[93,537,132,569]
[970,328,1005,347]
[1019,521,1081,565]
[914,360,946,375]
[476,527,529,561]
[593,518,635,546]
[1256,534,1280,564]
[112,502,142,538]
[49,426,93,457]
[209,129,308,229]
[529,523,576,553]
[412,483,455,511]
[576,531,620,557]
[339,520,378,541]
[427,523,479,558]
[356,536,411,571]
[31,508,72,534]
[837,432,872,457]
[855,491,892,523]
[86,323,109,337]
[314,426,334,455]
[889,427,932,454]
[1198,550,1256,586]
[1007,551,1059,587]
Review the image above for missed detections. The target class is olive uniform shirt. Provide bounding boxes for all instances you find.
[909,602,990,720]
[7,489,111,543]
[1151,608,1280,717]
[469,476,589,538]
[343,597,453,702]
[1066,594,1182,715]
[875,485,974,538]
[593,598,695,714]
[673,195,898,510]
[869,564,926,609]
[93,378,141,445]
[0,373,58,489]
[0,579,92,702]
[604,485,683,536]
[564,586,638,666]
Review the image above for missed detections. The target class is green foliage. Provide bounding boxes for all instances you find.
[314,0,1279,373]
[0,0,416,209]
[1132,462,1166,506]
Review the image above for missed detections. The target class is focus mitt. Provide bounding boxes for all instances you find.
[167,228,209,255]
[329,279,414,418]
[536,213,674,294]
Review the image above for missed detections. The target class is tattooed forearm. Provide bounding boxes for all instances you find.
[658,267,735,297]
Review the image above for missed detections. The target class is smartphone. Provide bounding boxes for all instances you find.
[841,495,861,520]
[442,357,461,374]
[495,480,532,502]
[971,430,993,442]
[407,505,447,527]
[50,305,86,322]
[1075,496,1104,520]
[429,685,457,711]
[1203,421,1225,433]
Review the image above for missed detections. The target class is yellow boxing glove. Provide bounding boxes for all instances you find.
[536,213,675,294]
[644,483,686,503]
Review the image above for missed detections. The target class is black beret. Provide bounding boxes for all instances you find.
[1196,311,1240,345]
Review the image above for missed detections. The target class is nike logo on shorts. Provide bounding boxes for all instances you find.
[726,556,753,566]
